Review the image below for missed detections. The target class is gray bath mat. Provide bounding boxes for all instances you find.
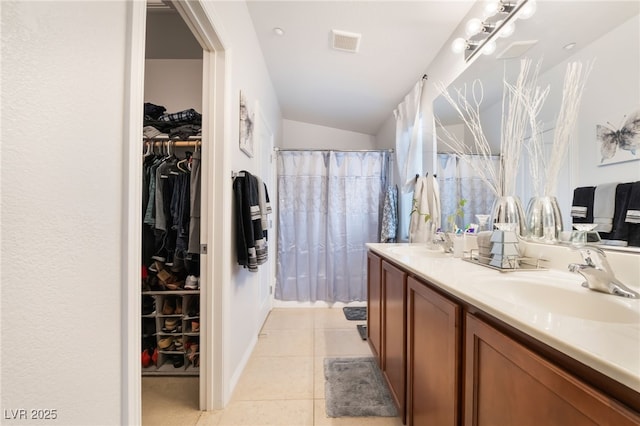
[324,357,397,418]
[357,324,367,340]
[343,306,367,321]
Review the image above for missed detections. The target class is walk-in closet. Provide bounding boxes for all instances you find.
[141,3,204,409]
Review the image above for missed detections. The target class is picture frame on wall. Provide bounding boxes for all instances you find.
[239,91,254,157]
[596,108,640,166]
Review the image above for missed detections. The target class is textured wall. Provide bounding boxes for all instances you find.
[1,2,128,423]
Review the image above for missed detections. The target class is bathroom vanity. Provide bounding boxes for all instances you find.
[366,244,640,426]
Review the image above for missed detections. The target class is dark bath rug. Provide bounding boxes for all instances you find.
[324,357,397,418]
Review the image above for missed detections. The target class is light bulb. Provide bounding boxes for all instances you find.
[451,37,468,54]
[497,19,515,38]
[483,0,500,19]
[482,40,497,55]
[518,0,536,19]
[465,18,484,37]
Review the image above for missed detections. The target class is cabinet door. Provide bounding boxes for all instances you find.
[382,260,407,421]
[465,313,640,426]
[367,251,383,364]
[407,277,461,426]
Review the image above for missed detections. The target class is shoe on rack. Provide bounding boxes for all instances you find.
[152,348,158,366]
[191,321,200,333]
[164,281,184,291]
[172,355,184,368]
[148,260,164,273]
[164,317,179,331]
[162,298,175,315]
[158,336,174,350]
[142,350,151,368]
[174,297,183,315]
[184,275,198,290]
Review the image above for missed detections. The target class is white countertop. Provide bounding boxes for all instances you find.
[367,243,640,394]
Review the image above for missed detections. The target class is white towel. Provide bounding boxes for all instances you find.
[409,177,427,242]
[409,176,441,243]
[593,183,618,232]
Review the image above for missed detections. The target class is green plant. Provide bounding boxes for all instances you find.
[410,198,431,223]
[447,198,467,232]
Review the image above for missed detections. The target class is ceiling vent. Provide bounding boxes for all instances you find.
[496,40,539,60]
[331,29,361,53]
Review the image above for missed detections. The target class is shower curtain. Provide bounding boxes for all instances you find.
[276,150,389,303]
[437,153,498,229]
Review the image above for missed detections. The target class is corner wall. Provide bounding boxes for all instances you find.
[1,2,128,423]
[281,119,376,150]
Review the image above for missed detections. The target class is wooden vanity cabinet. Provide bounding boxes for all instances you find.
[406,276,461,426]
[367,251,383,362]
[366,249,640,426]
[381,260,407,422]
[465,313,640,426]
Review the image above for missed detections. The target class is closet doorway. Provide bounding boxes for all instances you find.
[142,0,204,412]
[125,0,228,422]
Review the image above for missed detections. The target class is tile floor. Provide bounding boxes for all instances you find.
[142,307,404,426]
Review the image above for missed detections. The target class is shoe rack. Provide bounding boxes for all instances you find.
[141,290,200,376]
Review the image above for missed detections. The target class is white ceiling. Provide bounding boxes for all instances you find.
[148,1,639,137]
[245,1,475,135]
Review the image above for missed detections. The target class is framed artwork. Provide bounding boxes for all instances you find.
[239,91,254,157]
[597,108,640,166]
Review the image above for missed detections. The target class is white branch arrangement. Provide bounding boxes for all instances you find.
[543,61,593,196]
[435,80,502,197]
[435,58,545,197]
[435,58,593,199]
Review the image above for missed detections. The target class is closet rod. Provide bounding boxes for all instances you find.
[274,148,394,153]
[144,140,201,147]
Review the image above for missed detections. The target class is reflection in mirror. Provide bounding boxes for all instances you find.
[434,1,640,251]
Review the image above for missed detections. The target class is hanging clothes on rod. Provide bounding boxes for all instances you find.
[141,140,201,289]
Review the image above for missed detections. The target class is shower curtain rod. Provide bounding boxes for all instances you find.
[274,148,394,153]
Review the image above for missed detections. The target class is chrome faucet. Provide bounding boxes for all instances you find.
[568,247,639,298]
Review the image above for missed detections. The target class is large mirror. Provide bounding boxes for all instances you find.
[434,1,640,250]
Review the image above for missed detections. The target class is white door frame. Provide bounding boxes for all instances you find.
[122,1,228,423]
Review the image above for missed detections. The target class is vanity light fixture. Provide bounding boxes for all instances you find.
[452,0,536,62]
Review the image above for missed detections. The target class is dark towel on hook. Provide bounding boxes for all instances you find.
[598,183,633,242]
[626,182,640,247]
[625,181,640,224]
[571,186,595,223]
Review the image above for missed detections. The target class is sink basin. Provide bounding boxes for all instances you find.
[474,274,640,324]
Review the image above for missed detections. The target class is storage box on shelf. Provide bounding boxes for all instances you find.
[141,290,200,376]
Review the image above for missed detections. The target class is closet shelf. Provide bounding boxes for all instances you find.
[142,290,200,296]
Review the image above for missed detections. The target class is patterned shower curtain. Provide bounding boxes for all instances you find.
[437,153,498,230]
[276,150,389,303]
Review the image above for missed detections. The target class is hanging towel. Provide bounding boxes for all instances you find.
[233,171,265,271]
[380,185,398,243]
[593,183,619,232]
[409,177,427,242]
[625,181,640,224]
[600,183,632,243]
[426,174,441,233]
[571,186,595,223]
[409,176,440,243]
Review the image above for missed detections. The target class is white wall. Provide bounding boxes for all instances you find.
[203,0,282,405]
[144,59,203,112]
[561,14,640,186]
[281,119,376,150]
[1,2,128,424]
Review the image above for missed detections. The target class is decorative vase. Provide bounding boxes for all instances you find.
[525,195,563,243]
[490,195,526,237]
